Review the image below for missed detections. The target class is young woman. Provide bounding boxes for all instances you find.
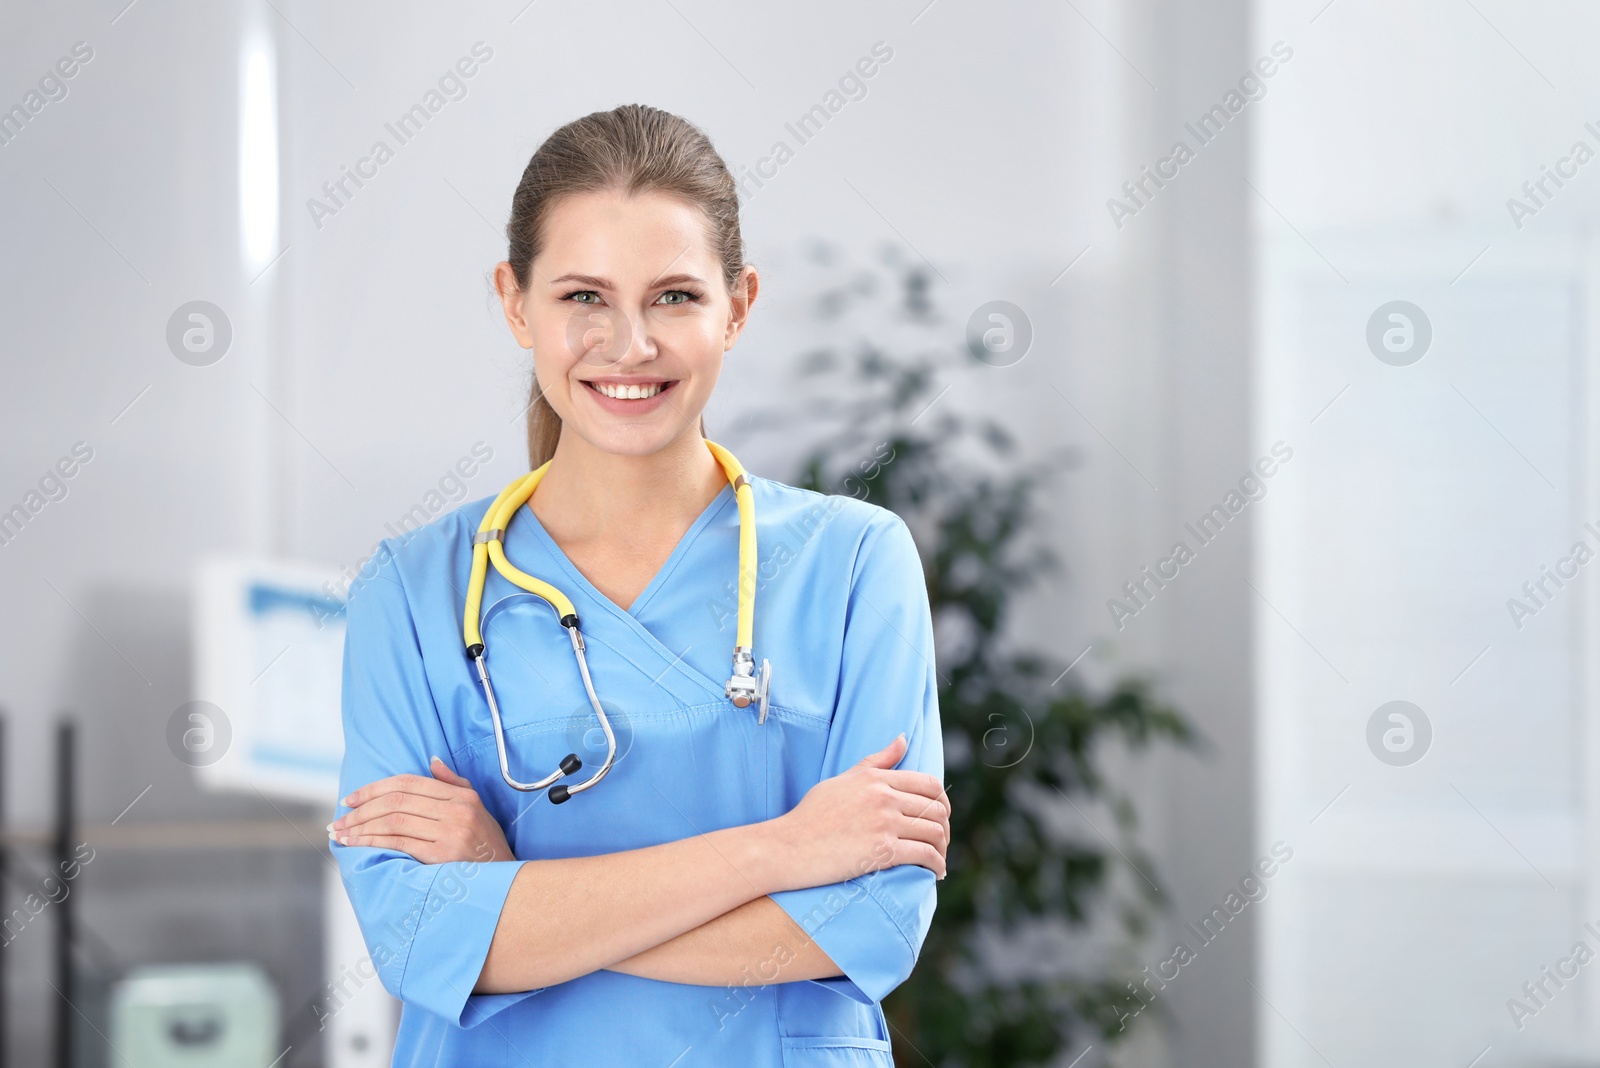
[327,104,949,1066]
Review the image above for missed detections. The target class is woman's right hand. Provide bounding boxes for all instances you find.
[331,756,515,865]
[771,733,950,889]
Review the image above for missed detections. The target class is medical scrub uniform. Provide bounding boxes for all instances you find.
[330,473,943,1066]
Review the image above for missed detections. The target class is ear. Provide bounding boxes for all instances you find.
[723,265,760,351]
[495,261,535,349]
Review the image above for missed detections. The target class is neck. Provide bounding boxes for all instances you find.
[531,427,726,545]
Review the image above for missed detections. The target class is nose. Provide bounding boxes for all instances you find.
[568,304,658,369]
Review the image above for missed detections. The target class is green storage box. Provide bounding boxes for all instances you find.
[108,963,280,1068]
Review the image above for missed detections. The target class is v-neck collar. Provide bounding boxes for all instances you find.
[515,481,736,625]
[502,482,739,706]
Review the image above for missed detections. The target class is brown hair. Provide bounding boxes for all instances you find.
[505,104,745,468]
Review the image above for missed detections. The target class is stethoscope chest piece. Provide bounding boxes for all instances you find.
[758,658,772,724]
[725,649,773,724]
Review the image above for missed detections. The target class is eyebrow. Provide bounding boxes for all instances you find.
[547,272,707,289]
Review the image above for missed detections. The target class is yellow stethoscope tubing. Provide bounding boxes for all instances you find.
[460,439,766,801]
[704,439,756,652]
[463,443,754,649]
[464,466,574,651]
[464,463,599,799]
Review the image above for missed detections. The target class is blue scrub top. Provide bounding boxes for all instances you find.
[330,473,943,1067]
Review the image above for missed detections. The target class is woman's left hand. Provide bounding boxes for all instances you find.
[330,756,516,864]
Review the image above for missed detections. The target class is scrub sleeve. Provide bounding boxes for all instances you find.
[768,514,943,1004]
[331,562,542,1030]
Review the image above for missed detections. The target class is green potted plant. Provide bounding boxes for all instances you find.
[763,244,1196,1066]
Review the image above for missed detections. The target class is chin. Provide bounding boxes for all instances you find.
[569,420,699,458]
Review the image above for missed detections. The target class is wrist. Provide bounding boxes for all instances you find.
[720,817,796,897]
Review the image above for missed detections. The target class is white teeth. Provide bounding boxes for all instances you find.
[593,382,664,399]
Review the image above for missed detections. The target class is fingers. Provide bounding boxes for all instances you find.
[342,772,460,809]
[898,811,948,854]
[878,771,951,853]
[882,776,951,867]
[335,834,438,862]
[893,792,950,848]
[856,732,908,769]
[879,768,947,809]
[883,837,946,879]
[429,755,471,788]
[334,793,455,841]
[338,835,501,865]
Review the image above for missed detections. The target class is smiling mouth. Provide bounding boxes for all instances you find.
[586,380,673,400]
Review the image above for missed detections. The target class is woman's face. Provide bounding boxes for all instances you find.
[496,187,756,458]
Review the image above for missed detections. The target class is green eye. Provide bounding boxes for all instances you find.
[659,290,696,305]
[571,291,600,304]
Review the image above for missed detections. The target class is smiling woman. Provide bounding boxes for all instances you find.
[499,107,742,468]
[327,104,950,1067]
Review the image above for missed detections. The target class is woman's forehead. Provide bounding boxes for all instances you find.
[536,188,718,283]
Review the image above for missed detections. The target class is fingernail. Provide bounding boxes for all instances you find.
[339,836,351,846]
[429,754,442,765]
[326,822,335,833]
[340,795,353,807]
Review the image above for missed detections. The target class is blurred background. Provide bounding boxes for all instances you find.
[3,0,1597,1065]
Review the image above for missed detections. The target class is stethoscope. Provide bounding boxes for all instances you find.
[461,439,771,803]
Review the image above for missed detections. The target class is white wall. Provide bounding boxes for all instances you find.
[1254,2,1600,1066]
